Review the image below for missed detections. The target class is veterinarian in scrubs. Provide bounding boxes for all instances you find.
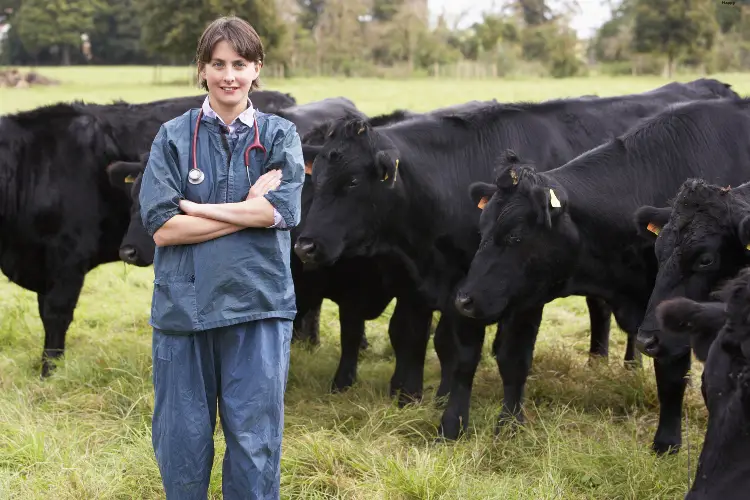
[138,16,303,500]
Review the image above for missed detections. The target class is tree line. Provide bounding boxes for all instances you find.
[0,0,746,78]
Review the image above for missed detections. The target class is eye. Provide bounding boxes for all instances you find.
[349,178,359,188]
[234,62,246,68]
[212,61,223,68]
[695,253,716,270]
[505,231,522,245]
[328,151,342,162]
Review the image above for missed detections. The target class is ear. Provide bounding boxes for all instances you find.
[634,205,672,241]
[656,297,726,362]
[106,160,145,189]
[302,144,322,166]
[529,185,565,229]
[737,215,750,251]
[469,182,498,210]
[376,150,399,188]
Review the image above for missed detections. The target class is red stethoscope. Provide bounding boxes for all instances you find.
[188,109,267,185]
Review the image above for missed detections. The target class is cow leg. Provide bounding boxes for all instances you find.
[586,296,611,358]
[292,298,322,346]
[437,313,486,440]
[624,331,642,368]
[331,304,366,392]
[433,314,458,404]
[38,272,85,378]
[494,305,544,431]
[652,352,690,455]
[388,299,433,407]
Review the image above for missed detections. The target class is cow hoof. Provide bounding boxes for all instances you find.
[397,391,423,408]
[624,359,643,371]
[330,377,354,393]
[494,411,524,436]
[652,440,681,456]
[437,418,464,441]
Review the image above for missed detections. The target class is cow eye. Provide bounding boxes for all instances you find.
[349,178,359,188]
[505,232,522,245]
[695,253,715,269]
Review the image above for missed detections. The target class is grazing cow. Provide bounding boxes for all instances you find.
[294,79,734,423]
[454,95,750,455]
[0,94,232,376]
[655,270,750,500]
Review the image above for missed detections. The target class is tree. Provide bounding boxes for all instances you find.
[14,0,104,65]
[631,0,718,77]
[135,0,213,64]
[296,0,326,31]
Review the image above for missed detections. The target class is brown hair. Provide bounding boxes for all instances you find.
[195,16,265,92]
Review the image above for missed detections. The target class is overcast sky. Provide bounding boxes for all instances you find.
[427,0,613,39]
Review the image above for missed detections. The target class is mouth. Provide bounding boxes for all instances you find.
[221,86,239,93]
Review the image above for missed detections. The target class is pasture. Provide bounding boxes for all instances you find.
[2,67,750,499]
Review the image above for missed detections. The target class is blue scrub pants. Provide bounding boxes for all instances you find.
[151,319,292,500]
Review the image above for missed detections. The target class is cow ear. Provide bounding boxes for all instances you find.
[634,205,671,241]
[301,144,323,165]
[737,214,750,251]
[529,185,566,229]
[106,160,144,188]
[469,182,498,210]
[656,297,726,362]
[376,150,399,188]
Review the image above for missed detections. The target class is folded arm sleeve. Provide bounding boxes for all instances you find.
[139,126,183,237]
[263,125,304,230]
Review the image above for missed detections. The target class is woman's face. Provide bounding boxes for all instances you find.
[200,40,260,112]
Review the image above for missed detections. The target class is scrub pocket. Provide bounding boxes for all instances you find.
[150,275,199,331]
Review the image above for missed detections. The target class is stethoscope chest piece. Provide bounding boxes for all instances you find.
[188,168,205,185]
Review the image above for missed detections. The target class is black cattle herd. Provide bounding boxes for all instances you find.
[2,78,750,497]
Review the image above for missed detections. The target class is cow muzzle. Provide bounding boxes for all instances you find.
[636,328,661,357]
[119,246,140,266]
[454,292,476,318]
[294,238,320,264]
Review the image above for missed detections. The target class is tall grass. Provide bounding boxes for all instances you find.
[2,68,746,498]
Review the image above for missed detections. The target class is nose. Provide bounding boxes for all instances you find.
[636,329,661,357]
[294,238,319,263]
[454,292,476,317]
[119,246,138,264]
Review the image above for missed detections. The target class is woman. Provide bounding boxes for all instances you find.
[138,15,303,500]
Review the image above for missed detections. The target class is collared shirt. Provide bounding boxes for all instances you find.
[202,95,285,229]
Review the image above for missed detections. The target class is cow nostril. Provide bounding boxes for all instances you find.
[454,294,475,316]
[637,332,660,356]
[119,246,137,262]
[294,239,318,262]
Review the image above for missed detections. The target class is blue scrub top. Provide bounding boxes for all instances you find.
[139,108,304,333]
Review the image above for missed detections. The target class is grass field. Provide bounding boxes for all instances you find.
[2,67,750,499]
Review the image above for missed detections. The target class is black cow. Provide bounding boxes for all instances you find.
[275,97,368,138]
[655,270,750,500]
[634,179,750,359]
[250,89,297,113]
[0,94,230,376]
[454,95,749,455]
[294,79,735,430]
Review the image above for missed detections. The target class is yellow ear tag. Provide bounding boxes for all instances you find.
[746,243,750,251]
[478,196,488,210]
[647,223,661,236]
[510,170,518,185]
[304,162,312,175]
[549,189,561,208]
[124,175,135,184]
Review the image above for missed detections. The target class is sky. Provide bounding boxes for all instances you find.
[427,0,613,39]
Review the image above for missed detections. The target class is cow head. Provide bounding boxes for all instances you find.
[105,155,153,266]
[633,179,750,359]
[294,118,402,266]
[454,151,579,321]
[661,268,750,498]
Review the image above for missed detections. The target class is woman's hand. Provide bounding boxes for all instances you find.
[179,198,201,216]
[248,169,282,199]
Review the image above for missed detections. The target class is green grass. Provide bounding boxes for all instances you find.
[2,67,746,499]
